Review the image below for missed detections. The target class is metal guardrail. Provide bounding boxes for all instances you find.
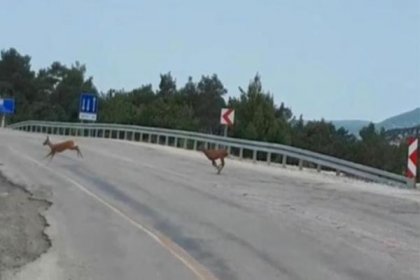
[8,120,414,188]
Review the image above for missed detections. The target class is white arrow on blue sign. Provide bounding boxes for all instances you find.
[79,93,98,121]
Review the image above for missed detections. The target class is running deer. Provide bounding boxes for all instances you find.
[43,135,83,160]
[200,146,228,174]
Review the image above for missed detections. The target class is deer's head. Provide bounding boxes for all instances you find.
[43,135,50,146]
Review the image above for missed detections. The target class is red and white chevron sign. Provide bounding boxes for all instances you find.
[407,137,418,179]
[220,108,235,126]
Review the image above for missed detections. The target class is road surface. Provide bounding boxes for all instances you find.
[0,129,419,280]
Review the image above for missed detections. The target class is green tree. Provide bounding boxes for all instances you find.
[157,72,176,97]
[229,74,291,144]
[0,48,36,122]
[190,75,227,133]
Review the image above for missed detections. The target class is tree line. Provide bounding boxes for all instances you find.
[0,48,412,177]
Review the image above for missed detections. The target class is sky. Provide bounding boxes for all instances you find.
[1,0,419,122]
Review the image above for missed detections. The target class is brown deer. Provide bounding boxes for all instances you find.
[200,146,228,174]
[43,135,83,161]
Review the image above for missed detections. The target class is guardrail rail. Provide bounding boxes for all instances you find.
[8,120,414,188]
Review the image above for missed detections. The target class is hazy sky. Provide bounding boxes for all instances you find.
[1,0,419,122]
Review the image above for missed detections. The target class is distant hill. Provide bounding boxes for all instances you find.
[377,108,420,130]
[331,107,420,136]
[331,120,370,135]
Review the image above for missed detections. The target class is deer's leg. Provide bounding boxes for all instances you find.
[70,145,83,158]
[46,152,55,164]
[44,151,53,159]
[75,146,83,158]
[211,160,218,170]
[217,157,225,174]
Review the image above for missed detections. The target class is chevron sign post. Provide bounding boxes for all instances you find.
[220,108,235,137]
[407,137,418,186]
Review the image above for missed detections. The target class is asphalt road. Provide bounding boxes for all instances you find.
[0,129,419,280]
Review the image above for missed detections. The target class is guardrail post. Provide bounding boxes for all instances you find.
[183,138,188,149]
[124,131,128,140]
[174,138,179,147]
[253,150,257,163]
[130,131,135,141]
[336,170,340,176]
[317,164,321,173]
[299,159,303,170]
[165,136,169,146]
[282,155,287,168]
[267,152,271,165]
[193,140,197,150]
[148,134,152,143]
[227,146,231,155]
[239,148,243,160]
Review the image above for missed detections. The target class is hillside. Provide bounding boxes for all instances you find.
[332,107,420,135]
[377,108,420,130]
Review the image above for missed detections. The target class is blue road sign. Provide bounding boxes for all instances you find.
[0,98,15,114]
[79,93,98,121]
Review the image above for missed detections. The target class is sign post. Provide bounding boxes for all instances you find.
[407,137,418,188]
[220,108,235,137]
[79,93,98,121]
[0,98,15,128]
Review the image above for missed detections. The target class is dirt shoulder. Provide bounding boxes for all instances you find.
[0,172,51,279]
